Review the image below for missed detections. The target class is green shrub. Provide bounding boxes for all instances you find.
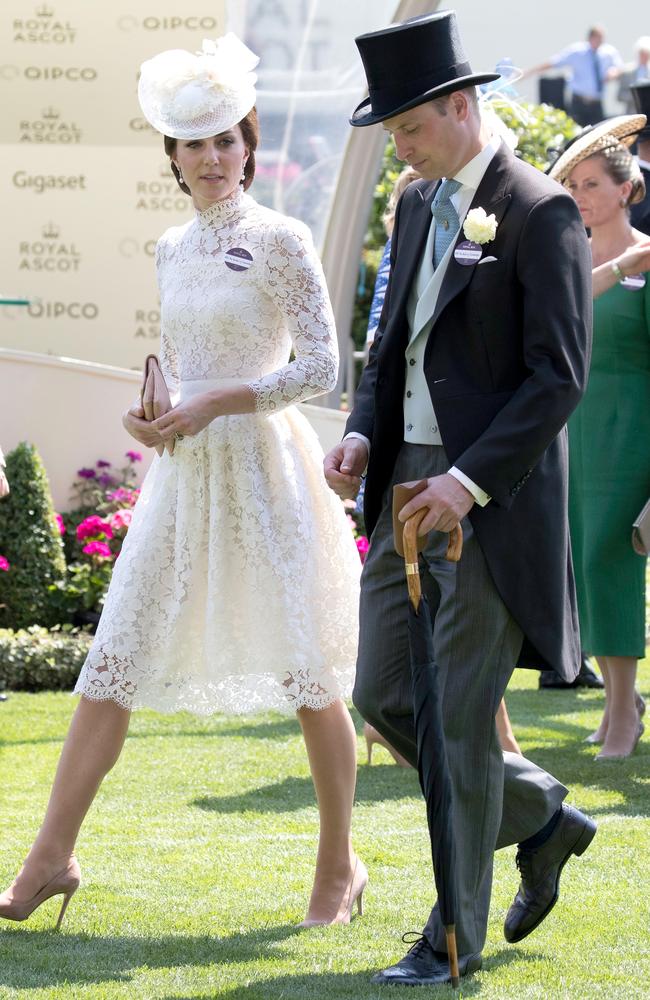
[492,99,579,172]
[0,442,66,629]
[0,625,92,691]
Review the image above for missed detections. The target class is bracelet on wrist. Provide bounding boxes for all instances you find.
[611,261,624,281]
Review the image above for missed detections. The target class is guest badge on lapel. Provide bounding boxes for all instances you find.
[225,247,253,272]
[454,240,483,265]
[457,207,498,266]
[620,273,646,291]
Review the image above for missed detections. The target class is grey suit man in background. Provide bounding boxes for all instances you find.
[325,11,597,989]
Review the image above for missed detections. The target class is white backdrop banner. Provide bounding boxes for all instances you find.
[0,1,227,369]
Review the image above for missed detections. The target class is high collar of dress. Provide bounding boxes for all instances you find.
[196,186,248,228]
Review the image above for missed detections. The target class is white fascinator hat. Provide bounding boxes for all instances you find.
[138,33,259,139]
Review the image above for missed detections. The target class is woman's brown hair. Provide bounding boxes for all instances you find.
[590,143,646,207]
[164,107,260,195]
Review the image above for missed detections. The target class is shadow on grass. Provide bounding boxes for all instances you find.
[0,924,301,991]
[0,921,537,996]
[0,717,305,751]
[158,947,537,999]
[193,764,421,815]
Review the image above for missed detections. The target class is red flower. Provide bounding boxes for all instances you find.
[356,536,370,562]
[77,515,114,542]
[82,540,113,559]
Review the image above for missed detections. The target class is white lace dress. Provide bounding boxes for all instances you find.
[74,187,360,715]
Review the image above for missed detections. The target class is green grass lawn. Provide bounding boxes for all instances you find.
[0,659,648,1000]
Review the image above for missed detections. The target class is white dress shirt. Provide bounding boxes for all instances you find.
[347,136,501,507]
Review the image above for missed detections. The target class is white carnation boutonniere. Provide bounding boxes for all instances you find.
[463,207,498,245]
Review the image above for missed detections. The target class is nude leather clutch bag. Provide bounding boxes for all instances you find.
[140,354,174,457]
[632,498,650,556]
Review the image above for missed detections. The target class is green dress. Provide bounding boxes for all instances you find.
[569,278,650,657]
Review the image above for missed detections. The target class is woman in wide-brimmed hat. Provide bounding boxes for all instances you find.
[550,115,650,758]
[0,33,366,931]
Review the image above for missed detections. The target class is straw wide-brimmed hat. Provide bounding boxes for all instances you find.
[548,114,647,184]
[138,33,258,139]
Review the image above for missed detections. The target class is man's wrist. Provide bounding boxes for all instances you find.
[448,467,491,507]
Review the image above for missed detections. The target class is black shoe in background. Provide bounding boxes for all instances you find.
[539,654,604,690]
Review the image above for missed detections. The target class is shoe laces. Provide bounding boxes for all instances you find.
[515,849,534,880]
[401,931,428,956]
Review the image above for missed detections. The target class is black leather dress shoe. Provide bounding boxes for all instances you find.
[539,655,604,690]
[504,804,597,943]
[371,936,482,986]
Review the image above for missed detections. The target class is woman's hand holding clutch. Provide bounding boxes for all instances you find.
[122,401,165,449]
[152,394,216,443]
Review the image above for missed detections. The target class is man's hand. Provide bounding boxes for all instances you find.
[324,439,368,500]
[398,473,474,534]
[122,400,164,448]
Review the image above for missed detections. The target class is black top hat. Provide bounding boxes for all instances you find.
[350,10,499,128]
[630,81,650,140]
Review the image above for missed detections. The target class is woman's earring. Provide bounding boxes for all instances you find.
[620,196,627,207]
[240,161,247,184]
[176,166,184,185]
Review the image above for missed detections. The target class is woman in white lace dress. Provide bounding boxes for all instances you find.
[0,35,365,930]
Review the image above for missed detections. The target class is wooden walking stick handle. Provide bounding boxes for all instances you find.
[403,515,463,609]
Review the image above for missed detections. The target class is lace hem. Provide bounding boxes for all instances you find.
[74,664,348,716]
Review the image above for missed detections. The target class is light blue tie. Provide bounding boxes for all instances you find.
[432,178,461,268]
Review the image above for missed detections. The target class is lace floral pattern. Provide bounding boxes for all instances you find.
[75,190,360,715]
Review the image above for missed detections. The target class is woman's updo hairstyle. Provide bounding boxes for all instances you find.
[591,142,646,207]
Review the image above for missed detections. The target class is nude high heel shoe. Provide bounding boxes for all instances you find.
[364,722,411,767]
[299,858,368,927]
[585,691,646,745]
[0,858,80,930]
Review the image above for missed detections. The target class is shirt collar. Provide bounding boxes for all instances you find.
[451,134,501,193]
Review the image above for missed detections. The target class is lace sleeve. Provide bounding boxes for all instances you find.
[155,238,180,395]
[247,220,338,413]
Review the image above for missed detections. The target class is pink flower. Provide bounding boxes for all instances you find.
[0,555,9,572]
[77,515,114,541]
[126,450,142,462]
[96,460,111,468]
[109,508,133,531]
[82,540,112,559]
[356,536,370,562]
[77,467,96,479]
[55,513,66,535]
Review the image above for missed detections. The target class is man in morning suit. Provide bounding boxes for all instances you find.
[324,11,597,988]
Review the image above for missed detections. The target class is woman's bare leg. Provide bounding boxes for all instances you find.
[496,698,521,755]
[4,696,130,900]
[598,656,642,758]
[586,657,610,744]
[297,699,360,922]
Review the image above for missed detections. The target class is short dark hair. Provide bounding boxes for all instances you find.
[163,107,260,196]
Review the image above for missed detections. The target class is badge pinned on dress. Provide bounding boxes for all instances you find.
[619,273,646,292]
[454,240,483,266]
[225,247,253,272]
